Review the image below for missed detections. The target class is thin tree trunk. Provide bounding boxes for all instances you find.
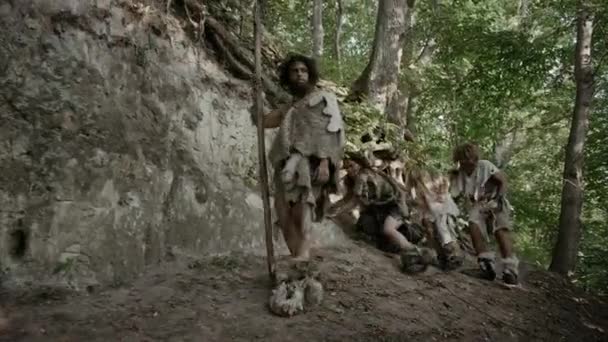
[405,96,416,137]
[348,0,409,121]
[389,0,416,132]
[493,130,520,168]
[518,0,530,30]
[417,0,439,65]
[333,0,344,81]
[404,0,440,136]
[312,0,324,60]
[549,3,594,276]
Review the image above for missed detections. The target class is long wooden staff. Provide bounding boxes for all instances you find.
[253,0,276,282]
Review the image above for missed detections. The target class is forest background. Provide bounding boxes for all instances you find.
[259,0,608,293]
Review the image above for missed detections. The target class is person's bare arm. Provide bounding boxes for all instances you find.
[262,107,286,128]
[490,171,508,196]
[251,103,288,128]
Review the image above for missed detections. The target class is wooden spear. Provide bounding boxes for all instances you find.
[253,0,276,282]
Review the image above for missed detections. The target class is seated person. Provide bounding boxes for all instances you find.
[450,142,519,285]
[330,151,435,273]
[406,168,465,270]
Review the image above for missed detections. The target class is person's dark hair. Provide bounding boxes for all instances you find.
[452,142,480,164]
[278,54,320,91]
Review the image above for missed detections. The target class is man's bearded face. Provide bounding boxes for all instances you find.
[288,61,310,91]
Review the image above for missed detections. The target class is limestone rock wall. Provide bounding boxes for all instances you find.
[0,0,348,288]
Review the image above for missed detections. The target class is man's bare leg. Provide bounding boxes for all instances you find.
[275,195,299,256]
[291,200,312,261]
[468,222,488,255]
[469,221,496,280]
[383,215,415,251]
[495,227,519,285]
[494,228,514,258]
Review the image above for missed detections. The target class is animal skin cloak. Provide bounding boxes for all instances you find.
[269,89,345,219]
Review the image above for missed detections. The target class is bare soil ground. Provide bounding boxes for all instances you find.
[1,238,607,342]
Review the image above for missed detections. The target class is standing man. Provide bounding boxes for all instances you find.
[253,54,345,261]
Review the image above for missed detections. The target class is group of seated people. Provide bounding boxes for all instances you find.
[329,141,520,286]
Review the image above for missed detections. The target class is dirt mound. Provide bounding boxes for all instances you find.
[1,241,606,341]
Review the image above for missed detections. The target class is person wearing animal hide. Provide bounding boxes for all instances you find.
[449,142,519,285]
[330,151,436,274]
[252,54,345,262]
[405,168,465,271]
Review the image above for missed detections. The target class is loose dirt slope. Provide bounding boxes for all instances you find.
[1,240,607,342]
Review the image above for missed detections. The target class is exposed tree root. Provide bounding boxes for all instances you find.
[166,0,289,105]
[204,17,289,104]
[206,29,252,80]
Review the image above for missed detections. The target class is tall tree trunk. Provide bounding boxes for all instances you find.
[404,96,416,137]
[333,0,344,81]
[391,0,416,134]
[312,0,324,60]
[518,0,530,30]
[348,0,410,123]
[518,0,529,18]
[403,0,440,136]
[549,3,594,276]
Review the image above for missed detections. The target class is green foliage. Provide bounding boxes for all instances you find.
[341,101,432,170]
[341,102,400,153]
[580,70,608,294]
[266,0,377,85]
[263,0,608,294]
[578,206,608,293]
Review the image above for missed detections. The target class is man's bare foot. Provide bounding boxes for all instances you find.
[291,253,310,263]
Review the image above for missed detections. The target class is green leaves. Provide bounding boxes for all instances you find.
[261,0,608,293]
[265,0,377,86]
[342,102,407,154]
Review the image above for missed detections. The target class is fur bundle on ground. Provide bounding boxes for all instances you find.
[268,262,324,317]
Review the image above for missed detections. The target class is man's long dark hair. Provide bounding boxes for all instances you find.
[278,54,320,93]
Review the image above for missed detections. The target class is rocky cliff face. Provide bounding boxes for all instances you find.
[0,0,347,289]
